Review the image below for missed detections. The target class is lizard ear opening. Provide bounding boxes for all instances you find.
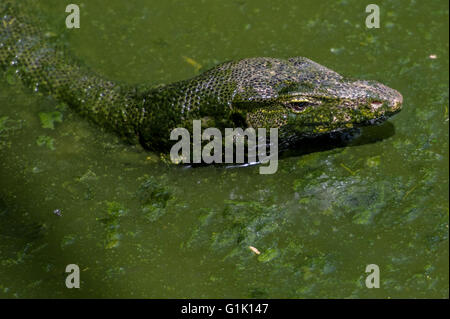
[231,112,247,128]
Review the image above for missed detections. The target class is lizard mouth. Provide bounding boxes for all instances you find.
[361,108,401,126]
[363,116,388,126]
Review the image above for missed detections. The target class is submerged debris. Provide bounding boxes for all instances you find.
[38,111,62,130]
[249,246,261,255]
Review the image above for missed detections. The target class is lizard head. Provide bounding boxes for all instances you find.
[228,57,402,142]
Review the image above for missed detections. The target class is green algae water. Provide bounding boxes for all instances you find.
[0,0,448,298]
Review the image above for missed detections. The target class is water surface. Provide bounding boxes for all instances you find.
[0,0,448,298]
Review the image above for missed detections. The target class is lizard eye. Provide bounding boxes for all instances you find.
[288,101,316,113]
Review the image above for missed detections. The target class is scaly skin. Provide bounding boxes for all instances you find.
[0,2,403,151]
